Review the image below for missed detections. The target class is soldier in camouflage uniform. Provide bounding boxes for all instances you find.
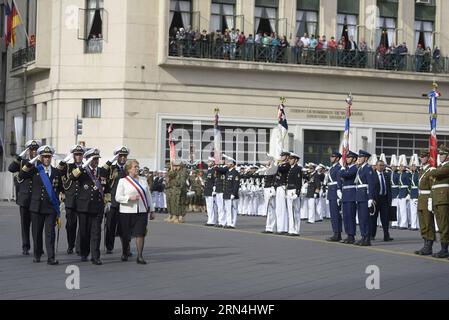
[166,161,188,223]
[192,170,205,212]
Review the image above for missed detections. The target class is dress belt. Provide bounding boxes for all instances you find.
[432,184,449,190]
[419,190,431,195]
[343,185,356,190]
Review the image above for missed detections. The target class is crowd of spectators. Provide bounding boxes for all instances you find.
[169,26,445,73]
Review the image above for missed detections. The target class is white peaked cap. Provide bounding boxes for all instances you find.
[409,154,420,167]
[390,154,398,167]
[398,154,408,167]
[369,154,378,166]
[380,153,387,163]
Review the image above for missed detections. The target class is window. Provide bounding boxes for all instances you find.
[0,3,4,36]
[255,0,278,35]
[415,1,435,49]
[375,132,449,164]
[303,130,340,165]
[296,0,319,38]
[169,0,191,36]
[164,122,271,166]
[337,0,359,42]
[82,99,101,118]
[85,0,104,53]
[41,102,47,121]
[210,0,236,33]
[376,0,398,49]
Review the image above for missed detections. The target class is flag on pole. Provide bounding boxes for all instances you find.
[10,0,22,48]
[168,123,176,164]
[4,0,12,48]
[213,108,222,163]
[278,97,288,137]
[427,83,441,168]
[274,97,288,159]
[341,94,353,164]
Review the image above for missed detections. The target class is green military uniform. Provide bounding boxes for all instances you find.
[166,164,188,223]
[415,150,436,255]
[429,145,449,258]
[192,171,205,212]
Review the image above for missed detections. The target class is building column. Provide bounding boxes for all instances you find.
[397,0,415,48]
[279,0,296,40]
[359,0,377,50]
[319,0,337,39]
[237,0,255,36]
[435,0,448,54]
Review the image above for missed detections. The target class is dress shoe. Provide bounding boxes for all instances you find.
[383,236,394,242]
[92,259,103,265]
[81,256,88,262]
[399,227,408,230]
[33,257,41,263]
[326,233,342,242]
[121,255,128,262]
[204,223,214,227]
[341,236,355,244]
[288,233,300,237]
[227,226,236,229]
[67,248,74,255]
[137,257,147,265]
[106,250,113,254]
[47,259,59,266]
[261,231,273,234]
[23,249,30,256]
[390,226,397,229]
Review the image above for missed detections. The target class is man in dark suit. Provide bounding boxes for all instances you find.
[370,160,394,242]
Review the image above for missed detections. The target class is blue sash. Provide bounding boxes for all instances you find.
[86,167,104,198]
[37,165,61,218]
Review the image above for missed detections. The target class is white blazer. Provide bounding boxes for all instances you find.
[115,176,154,214]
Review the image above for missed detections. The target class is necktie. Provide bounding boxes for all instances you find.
[380,173,386,196]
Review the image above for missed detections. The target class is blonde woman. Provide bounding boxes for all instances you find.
[115,160,155,264]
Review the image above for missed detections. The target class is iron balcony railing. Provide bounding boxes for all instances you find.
[12,46,36,69]
[168,38,448,74]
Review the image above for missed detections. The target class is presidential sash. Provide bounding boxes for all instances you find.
[125,176,149,212]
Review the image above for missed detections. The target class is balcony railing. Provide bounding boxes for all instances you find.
[12,46,36,69]
[168,38,449,74]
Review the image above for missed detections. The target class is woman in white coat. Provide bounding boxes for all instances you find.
[115,160,155,264]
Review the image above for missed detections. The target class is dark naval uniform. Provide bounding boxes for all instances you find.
[326,161,342,241]
[223,166,240,228]
[340,161,358,244]
[204,166,217,226]
[8,155,34,254]
[286,162,302,235]
[274,161,291,233]
[355,159,375,246]
[19,150,63,265]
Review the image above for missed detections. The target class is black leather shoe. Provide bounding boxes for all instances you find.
[33,257,41,263]
[384,236,394,242]
[47,259,59,265]
[67,248,74,255]
[261,231,273,234]
[288,233,300,237]
[23,249,30,256]
[137,257,147,265]
[106,250,113,254]
[92,259,103,265]
[121,255,128,262]
[326,233,342,242]
[81,256,88,262]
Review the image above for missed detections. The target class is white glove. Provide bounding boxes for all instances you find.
[19,148,29,158]
[109,154,119,163]
[291,193,298,200]
[29,155,40,165]
[337,190,342,200]
[406,195,411,201]
[230,195,235,200]
[82,157,94,169]
[368,200,374,208]
[212,191,217,196]
[63,153,73,163]
[428,198,433,212]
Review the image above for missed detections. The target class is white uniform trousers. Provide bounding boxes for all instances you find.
[206,196,217,225]
[409,199,419,230]
[325,200,331,219]
[258,192,266,216]
[287,196,301,235]
[216,193,226,226]
[306,197,317,223]
[316,196,324,221]
[300,196,308,220]
[225,199,238,227]
[151,192,157,209]
[242,194,251,215]
[397,198,409,229]
[391,198,399,227]
[275,187,288,233]
[264,188,276,232]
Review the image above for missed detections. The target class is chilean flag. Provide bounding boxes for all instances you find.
[4,0,12,48]
[428,89,441,168]
[168,123,176,164]
[342,94,353,164]
[278,103,288,136]
[213,109,222,163]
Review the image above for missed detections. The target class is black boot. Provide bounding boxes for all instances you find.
[354,236,365,246]
[420,240,434,256]
[326,233,341,242]
[361,236,372,247]
[432,242,449,259]
[414,239,427,255]
[383,232,394,242]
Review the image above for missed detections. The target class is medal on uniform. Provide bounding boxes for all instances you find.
[84,184,89,190]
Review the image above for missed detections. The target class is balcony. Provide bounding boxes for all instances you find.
[12,46,36,69]
[167,38,449,75]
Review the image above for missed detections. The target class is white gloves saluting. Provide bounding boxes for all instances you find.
[109,154,119,164]
[368,200,374,208]
[82,157,94,169]
[29,155,40,165]
[62,153,73,163]
[19,148,29,158]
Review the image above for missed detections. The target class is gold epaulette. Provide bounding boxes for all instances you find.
[103,161,112,171]
[104,193,112,203]
[72,168,82,178]
[22,165,31,172]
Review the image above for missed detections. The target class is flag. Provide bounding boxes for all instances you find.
[10,1,22,48]
[4,0,12,48]
[428,84,441,168]
[342,94,352,164]
[275,98,288,159]
[168,123,175,164]
[213,108,222,163]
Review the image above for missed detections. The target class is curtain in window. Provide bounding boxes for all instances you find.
[266,8,277,33]
[26,116,33,143]
[337,14,357,40]
[223,4,234,30]
[423,21,433,49]
[254,7,263,33]
[296,11,304,37]
[179,1,191,28]
[385,18,396,45]
[306,11,317,36]
[414,21,421,48]
[84,100,101,118]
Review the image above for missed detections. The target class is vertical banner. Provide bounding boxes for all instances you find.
[427,82,441,168]
[342,94,353,165]
[213,108,222,163]
[168,123,175,164]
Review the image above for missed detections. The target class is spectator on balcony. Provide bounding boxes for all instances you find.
[176,27,186,57]
[328,36,337,65]
[262,33,271,47]
[310,35,318,50]
[423,47,432,72]
[237,31,246,59]
[271,35,280,63]
[279,36,289,63]
[200,29,209,58]
[397,42,408,70]
[230,28,239,60]
[359,39,368,68]
[376,44,387,69]
[433,47,441,73]
[300,32,310,48]
[415,44,425,72]
[255,32,263,45]
[291,36,302,63]
[246,34,255,61]
[321,35,328,50]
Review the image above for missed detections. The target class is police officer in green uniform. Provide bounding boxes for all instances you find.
[429,145,449,259]
[57,145,85,254]
[19,146,63,265]
[8,140,41,255]
[414,150,436,256]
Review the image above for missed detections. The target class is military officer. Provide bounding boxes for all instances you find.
[340,151,359,244]
[57,145,85,254]
[397,155,411,230]
[409,155,420,231]
[355,150,376,246]
[315,164,326,222]
[262,158,277,234]
[274,151,291,234]
[414,150,436,256]
[166,160,188,223]
[429,145,449,259]
[304,163,321,224]
[103,146,130,254]
[204,158,217,226]
[326,151,343,242]
[70,148,109,265]
[214,159,229,227]
[19,145,63,265]
[286,153,302,236]
[8,139,41,255]
[223,156,240,229]
[390,156,400,229]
